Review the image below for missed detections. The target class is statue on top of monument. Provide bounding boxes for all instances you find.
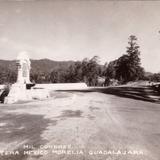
[16,51,31,84]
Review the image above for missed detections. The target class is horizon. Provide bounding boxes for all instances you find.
[0,56,156,74]
[0,1,160,72]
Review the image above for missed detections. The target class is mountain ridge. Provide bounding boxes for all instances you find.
[0,59,75,74]
[0,59,154,75]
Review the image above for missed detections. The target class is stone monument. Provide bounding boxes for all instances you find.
[4,52,32,104]
[16,52,31,84]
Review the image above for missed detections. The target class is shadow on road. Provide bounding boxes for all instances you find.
[94,86,160,103]
[57,110,83,119]
[61,85,160,104]
[0,113,55,160]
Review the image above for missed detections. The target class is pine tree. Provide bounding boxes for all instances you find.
[116,35,144,83]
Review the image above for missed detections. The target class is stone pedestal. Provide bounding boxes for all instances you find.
[4,84,29,104]
[4,83,50,104]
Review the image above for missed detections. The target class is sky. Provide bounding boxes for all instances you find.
[0,0,160,73]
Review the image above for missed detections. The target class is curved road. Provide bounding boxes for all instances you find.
[0,86,160,160]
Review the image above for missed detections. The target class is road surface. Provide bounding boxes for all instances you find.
[0,86,160,160]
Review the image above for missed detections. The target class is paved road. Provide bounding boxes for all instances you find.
[0,87,160,160]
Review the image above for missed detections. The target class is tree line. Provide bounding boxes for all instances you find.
[0,35,159,86]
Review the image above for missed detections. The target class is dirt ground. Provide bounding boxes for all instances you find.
[0,86,160,160]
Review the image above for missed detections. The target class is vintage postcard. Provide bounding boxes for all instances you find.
[0,0,160,160]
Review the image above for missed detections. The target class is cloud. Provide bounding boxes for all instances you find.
[15,9,21,13]
[0,37,9,43]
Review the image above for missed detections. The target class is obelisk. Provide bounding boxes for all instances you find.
[16,51,31,84]
[4,51,31,104]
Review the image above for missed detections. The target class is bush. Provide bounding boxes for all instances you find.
[0,84,10,103]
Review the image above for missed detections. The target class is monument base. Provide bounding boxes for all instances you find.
[4,83,29,104]
[4,83,50,104]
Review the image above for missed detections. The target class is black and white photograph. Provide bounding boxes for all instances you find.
[0,0,160,160]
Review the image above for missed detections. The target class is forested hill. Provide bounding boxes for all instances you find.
[31,59,75,74]
[0,59,75,84]
[0,57,155,85]
[0,59,75,74]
